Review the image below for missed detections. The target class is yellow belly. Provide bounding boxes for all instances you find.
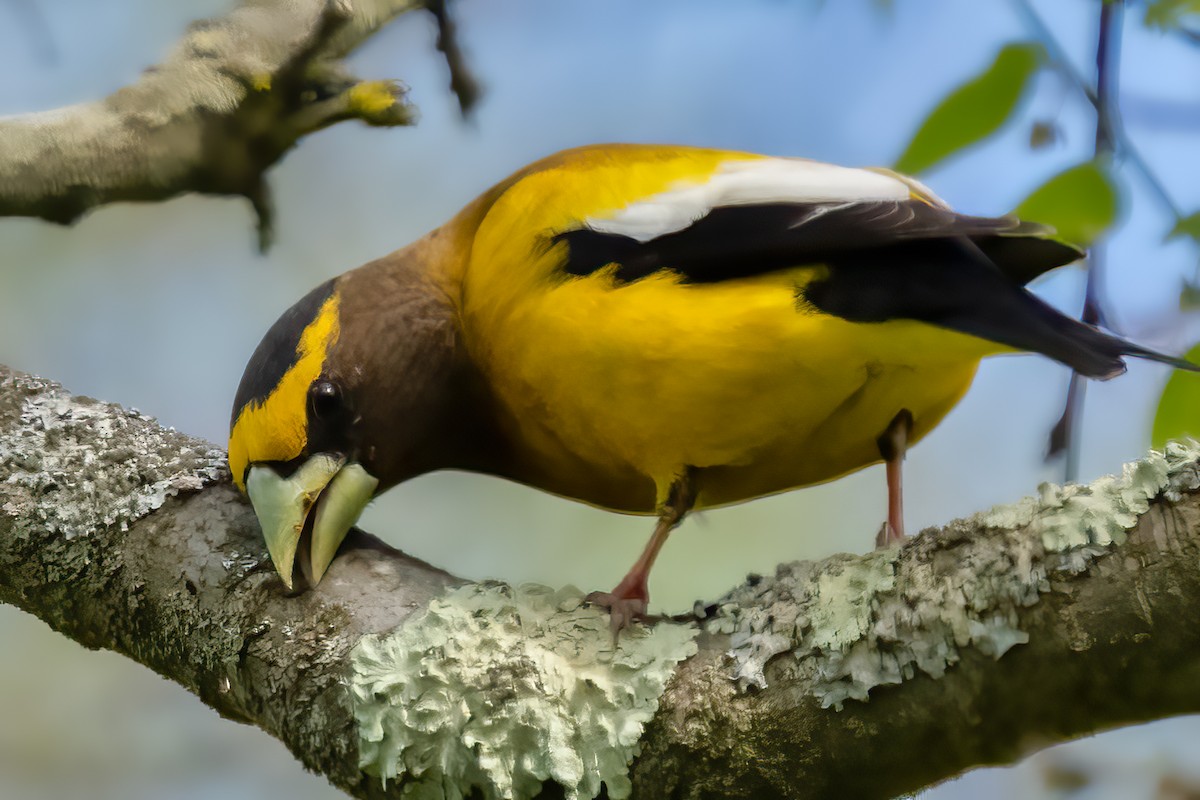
[461,264,997,513]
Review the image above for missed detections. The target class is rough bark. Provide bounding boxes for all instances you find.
[0,0,478,249]
[1,363,1198,800]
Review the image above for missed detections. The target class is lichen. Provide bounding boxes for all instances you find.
[349,582,698,800]
[709,440,1200,707]
[0,372,226,538]
[1162,439,1200,500]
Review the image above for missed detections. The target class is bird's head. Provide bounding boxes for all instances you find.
[229,251,480,591]
[228,278,380,590]
[225,280,374,587]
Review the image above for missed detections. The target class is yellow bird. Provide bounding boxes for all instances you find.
[228,144,1194,628]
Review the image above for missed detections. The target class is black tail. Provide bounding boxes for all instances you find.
[983,289,1200,379]
[803,237,1200,379]
[953,236,1199,378]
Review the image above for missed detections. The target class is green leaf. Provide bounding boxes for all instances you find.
[894,42,1042,175]
[1178,279,1200,311]
[1167,211,1200,244]
[1153,341,1200,447]
[1143,0,1200,30]
[1014,162,1119,247]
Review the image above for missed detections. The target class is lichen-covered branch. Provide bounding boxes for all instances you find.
[2,363,1199,800]
[0,0,476,250]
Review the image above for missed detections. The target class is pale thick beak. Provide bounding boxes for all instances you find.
[245,456,379,590]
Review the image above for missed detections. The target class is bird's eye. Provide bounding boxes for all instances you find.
[308,380,342,420]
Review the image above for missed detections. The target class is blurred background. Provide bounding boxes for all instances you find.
[2,0,1200,797]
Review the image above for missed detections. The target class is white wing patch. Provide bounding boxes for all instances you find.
[586,157,912,243]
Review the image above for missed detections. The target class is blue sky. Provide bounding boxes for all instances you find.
[1,1,1199,798]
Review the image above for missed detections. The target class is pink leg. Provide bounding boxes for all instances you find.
[588,470,696,636]
[875,410,913,549]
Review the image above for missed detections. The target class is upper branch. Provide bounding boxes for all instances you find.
[0,0,474,249]
[2,363,1199,800]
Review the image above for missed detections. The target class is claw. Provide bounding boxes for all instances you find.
[586,591,648,640]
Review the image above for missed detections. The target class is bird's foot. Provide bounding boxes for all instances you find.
[585,589,648,639]
[875,520,905,549]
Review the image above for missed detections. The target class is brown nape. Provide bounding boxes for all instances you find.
[324,239,512,491]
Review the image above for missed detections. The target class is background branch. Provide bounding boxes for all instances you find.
[0,0,476,250]
[3,363,1200,800]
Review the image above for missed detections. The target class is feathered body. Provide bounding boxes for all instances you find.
[399,145,1092,510]
[229,144,1192,604]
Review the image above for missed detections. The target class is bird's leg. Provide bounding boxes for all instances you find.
[875,409,913,548]
[587,469,697,635]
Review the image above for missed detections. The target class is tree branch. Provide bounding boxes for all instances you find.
[0,0,475,250]
[2,363,1199,799]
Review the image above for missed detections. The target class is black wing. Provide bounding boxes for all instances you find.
[554,200,1081,285]
[552,200,1194,379]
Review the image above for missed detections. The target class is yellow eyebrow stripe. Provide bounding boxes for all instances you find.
[228,293,341,490]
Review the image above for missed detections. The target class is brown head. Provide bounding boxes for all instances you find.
[227,238,493,590]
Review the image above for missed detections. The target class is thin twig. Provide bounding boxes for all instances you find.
[426,0,481,117]
[1047,0,1122,480]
